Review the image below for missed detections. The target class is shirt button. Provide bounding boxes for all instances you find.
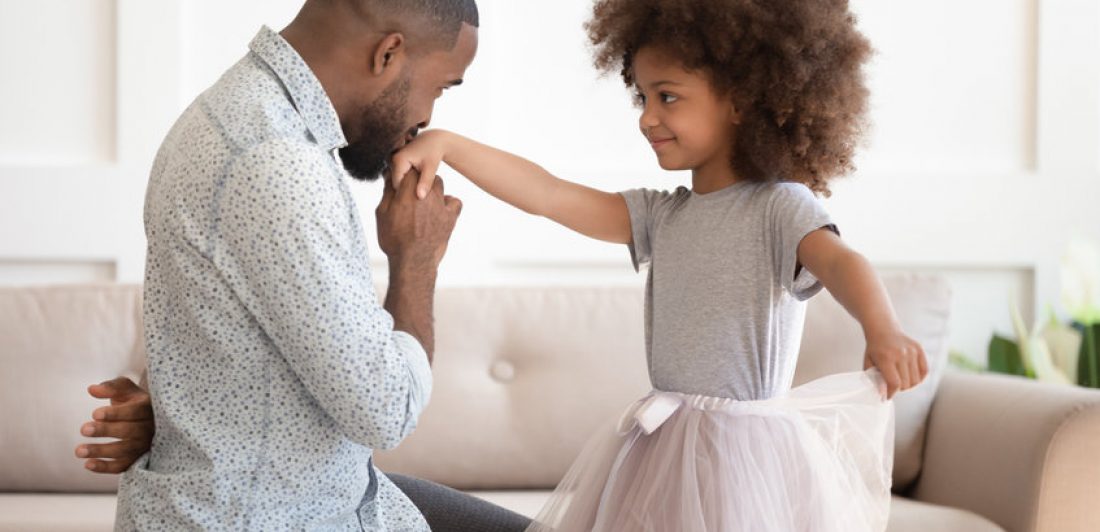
[490,360,516,383]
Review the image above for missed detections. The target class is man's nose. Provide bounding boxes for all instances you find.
[419,104,435,130]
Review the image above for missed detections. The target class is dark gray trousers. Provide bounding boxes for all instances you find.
[388,474,533,532]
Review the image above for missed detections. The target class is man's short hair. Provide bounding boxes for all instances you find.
[356,0,479,48]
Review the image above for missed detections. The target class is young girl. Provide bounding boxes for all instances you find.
[393,0,927,530]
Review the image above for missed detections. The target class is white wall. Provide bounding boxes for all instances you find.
[1,0,1098,363]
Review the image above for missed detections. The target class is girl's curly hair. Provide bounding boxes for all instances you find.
[587,0,872,196]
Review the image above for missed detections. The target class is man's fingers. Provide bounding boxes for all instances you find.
[444,195,463,217]
[87,377,140,400]
[76,439,146,460]
[84,458,136,475]
[396,166,420,199]
[390,157,413,190]
[80,420,150,440]
[918,346,929,379]
[93,402,153,422]
[378,177,396,213]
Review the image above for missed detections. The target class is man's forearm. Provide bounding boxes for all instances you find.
[384,259,437,363]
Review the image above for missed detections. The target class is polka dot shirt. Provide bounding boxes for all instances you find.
[114,27,432,531]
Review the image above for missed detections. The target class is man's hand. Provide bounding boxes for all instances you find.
[74,377,154,474]
[376,168,462,359]
[377,167,463,268]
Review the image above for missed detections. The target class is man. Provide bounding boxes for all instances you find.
[73,0,529,529]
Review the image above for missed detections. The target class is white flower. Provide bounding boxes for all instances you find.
[1061,237,1100,325]
[1011,298,1072,384]
[1042,317,1082,383]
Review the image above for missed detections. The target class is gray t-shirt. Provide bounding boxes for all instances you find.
[621,181,836,401]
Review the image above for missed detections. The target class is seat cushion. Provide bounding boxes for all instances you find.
[468,492,1005,532]
[0,493,1003,532]
[887,496,1005,532]
[468,490,551,520]
[0,285,147,492]
[0,494,117,532]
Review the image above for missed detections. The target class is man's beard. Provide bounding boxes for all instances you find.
[339,76,413,182]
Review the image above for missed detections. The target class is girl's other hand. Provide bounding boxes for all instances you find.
[391,129,452,200]
[864,330,928,399]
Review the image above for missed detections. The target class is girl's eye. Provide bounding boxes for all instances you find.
[632,91,647,107]
[659,93,679,104]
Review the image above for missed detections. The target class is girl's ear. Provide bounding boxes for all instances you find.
[730,101,743,126]
[371,32,407,76]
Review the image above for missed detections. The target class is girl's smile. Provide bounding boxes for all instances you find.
[632,46,741,193]
[647,135,675,151]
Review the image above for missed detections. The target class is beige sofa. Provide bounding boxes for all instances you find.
[2,276,1099,531]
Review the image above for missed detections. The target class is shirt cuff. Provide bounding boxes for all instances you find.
[393,331,434,422]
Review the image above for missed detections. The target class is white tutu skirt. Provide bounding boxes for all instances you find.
[527,370,895,532]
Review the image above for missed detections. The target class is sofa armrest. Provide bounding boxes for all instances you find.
[912,371,1100,532]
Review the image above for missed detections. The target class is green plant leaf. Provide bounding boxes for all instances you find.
[1009,297,1035,377]
[989,335,1027,377]
[1078,323,1100,388]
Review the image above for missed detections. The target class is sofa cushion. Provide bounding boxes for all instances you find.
[887,497,1004,532]
[1,276,948,495]
[0,494,116,532]
[795,273,950,491]
[469,492,1006,532]
[0,493,1002,532]
[376,286,653,489]
[0,285,147,492]
[468,490,551,520]
[377,275,951,491]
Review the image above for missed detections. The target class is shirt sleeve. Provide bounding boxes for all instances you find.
[767,183,838,301]
[619,188,675,272]
[216,138,432,450]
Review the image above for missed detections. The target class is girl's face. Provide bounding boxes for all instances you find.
[632,46,740,174]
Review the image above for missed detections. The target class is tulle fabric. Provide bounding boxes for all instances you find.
[527,370,895,532]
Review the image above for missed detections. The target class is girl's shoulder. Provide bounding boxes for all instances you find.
[621,185,692,208]
[754,181,820,208]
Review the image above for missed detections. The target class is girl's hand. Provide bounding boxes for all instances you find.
[390,130,453,200]
[864,330,928,399]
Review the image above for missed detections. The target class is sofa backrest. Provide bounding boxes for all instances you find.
[0,285,147,493]
[0,274,949,493]
[377,274,951,493]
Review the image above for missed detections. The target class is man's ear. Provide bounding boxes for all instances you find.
[371,32,406,76]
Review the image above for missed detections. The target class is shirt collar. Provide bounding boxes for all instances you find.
[248,26,347,151]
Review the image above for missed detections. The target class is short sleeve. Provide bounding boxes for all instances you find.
[767,183,838,300]
[619,188,677,272]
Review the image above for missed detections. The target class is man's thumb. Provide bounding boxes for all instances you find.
[444,195,463,217]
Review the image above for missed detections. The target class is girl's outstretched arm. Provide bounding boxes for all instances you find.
[390,130,632,244]
[797,229,929,399]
